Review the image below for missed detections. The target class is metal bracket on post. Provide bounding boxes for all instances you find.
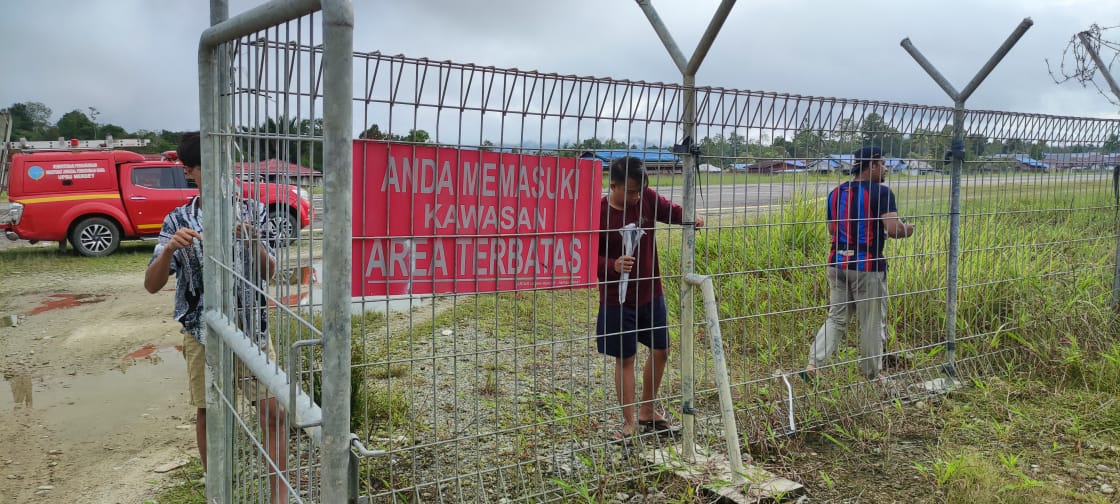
[901,17,1033,386]
[288,338,324,429]
[672,136,704,201]
[671,136,702,157]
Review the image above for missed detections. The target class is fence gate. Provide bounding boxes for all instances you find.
[199,0,352,502]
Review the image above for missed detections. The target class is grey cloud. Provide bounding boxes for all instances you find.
[1,0,1117,134]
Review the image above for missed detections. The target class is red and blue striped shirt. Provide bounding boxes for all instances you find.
[827,181,897,272]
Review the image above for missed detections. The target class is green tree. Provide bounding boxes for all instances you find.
[829,118,861,153]
[399,129,430,143]
[56,110,96,139]
[360,124,387,140]
[771,136,793,157]
[132,129,181,154]
[790,119,824,159]
[727,131,747,161]
[99,123,128,139]
[567,137,627,150]
[1029,141,1046,160]
[859,113,902,155]
[4,101,53,140]
[1103,133,1120,153]
[967,133,988,159]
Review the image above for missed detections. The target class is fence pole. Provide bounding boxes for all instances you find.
[319,0,356,502]
[0,112,11,193]
[684,274,745,486]
[901,17,1032,381]
[636,0,736,464]
[201,1,234,502]
[1076,31,1120,311]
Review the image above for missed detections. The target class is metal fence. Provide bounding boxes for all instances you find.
[346,53,1120,503]
[197,1,1120,503]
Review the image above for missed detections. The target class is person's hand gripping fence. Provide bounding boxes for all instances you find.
[618,222,645,304]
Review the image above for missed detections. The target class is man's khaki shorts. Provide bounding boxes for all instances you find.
[183,332,277,408]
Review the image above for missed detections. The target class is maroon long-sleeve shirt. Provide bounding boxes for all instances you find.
[597,188,685,307]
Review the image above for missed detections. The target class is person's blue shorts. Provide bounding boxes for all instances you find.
[596,297,670,358]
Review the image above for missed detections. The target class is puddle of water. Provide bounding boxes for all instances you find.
[27,293,109,316]
[1,347,186,441]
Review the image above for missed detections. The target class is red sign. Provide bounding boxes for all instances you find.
[353,141,602,296]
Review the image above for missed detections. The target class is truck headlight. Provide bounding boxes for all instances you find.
[6,202,23,225]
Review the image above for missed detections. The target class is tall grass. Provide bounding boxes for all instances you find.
[658,183,1115,389]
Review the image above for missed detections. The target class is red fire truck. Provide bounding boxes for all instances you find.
[0,138,312,256]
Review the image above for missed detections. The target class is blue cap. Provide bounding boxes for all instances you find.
[852,146,883,171]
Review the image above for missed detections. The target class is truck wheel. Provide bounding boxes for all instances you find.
[266,208,298,246]
[70,217,120,257]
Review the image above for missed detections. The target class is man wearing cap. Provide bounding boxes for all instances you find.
[803,146,914,385]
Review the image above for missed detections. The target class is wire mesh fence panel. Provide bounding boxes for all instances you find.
[201,8,332,503]
[347,50,1120,502]
[198,6,1120,501]
[352,54,705,502]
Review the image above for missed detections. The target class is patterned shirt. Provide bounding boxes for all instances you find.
[826,180,898,272]
[151,196,274,346]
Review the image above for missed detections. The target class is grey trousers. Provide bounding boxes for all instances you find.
[808,267,888,379]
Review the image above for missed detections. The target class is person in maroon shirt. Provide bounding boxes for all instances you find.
[596,156,704,443]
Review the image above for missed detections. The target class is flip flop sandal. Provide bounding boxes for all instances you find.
[611,430,636,447]
[798,370,823,386]
[638,419,680,435]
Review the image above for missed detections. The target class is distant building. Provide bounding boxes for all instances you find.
[745,159,806,174]
[581,149,681,171]
[1042,152,1120,171]
[806,154,907,173]
[982,154,1049,172]
[903,159,937,175]
[884,158,908,171]
[807,154,853,173]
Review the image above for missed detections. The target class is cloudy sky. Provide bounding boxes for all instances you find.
[1,0,1118,134]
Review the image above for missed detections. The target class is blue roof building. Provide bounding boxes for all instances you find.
[581,149,681,170]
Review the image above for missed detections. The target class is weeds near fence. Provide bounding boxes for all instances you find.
[155,175,1119,502]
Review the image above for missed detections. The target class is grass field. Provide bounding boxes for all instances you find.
[125,176,1120,502]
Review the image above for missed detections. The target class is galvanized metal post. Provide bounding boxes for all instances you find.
[200,1,351,502]
[1077,31,1120,311]
[679,74,698,461]
[319,0,355,502]
[901,17,1033,381]
[636,0,736,464]
[201,2,234,502]
[944,101,965,379]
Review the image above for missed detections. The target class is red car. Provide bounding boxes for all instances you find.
[1,149,312,256]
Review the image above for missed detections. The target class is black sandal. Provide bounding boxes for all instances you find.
[638,419,680,435]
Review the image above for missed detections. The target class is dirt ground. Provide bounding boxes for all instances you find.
[0,241,195,503]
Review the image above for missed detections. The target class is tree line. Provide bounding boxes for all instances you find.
[10,102,1117,171]
[3,101,326,170]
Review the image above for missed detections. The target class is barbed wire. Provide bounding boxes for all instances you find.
[1047,24,1120,107]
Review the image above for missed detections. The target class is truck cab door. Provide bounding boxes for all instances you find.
[120,165,192,236]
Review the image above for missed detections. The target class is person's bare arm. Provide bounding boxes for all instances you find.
[235,221,277,279]
[881,212,915,238]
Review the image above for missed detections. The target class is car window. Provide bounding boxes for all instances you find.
[132,167,184,190]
